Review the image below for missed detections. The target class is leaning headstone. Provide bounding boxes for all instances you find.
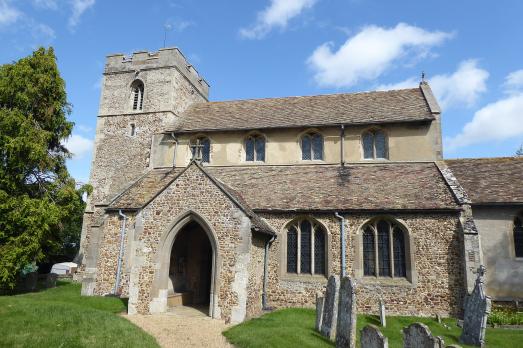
[335,276,357,348]
[316,291,325,331]
[403,323,443,348]
[460,265,491,347]
[361,324,388,348]
[379,298,386,327]
[321,275,340,340]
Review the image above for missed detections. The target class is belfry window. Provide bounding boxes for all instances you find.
[245,134,265,162]
[362,129,387,159]
[362,219,407,278]
[190,137,211,163]
[286,219,326,276]
[514,216,523,257]
[131,80,144,111]
[301,132,323,160]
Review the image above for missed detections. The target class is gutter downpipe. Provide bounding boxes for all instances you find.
[262,235,276,310]
[334,212,346,277]
[114,209,127,295]
[340,125,345,166]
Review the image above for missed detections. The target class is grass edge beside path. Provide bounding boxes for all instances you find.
[223,308,523,348]
[0,281,159,348]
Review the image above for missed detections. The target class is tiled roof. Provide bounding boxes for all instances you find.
[169,88,435,132]
[446,157,523,205]
[108,162,459,212]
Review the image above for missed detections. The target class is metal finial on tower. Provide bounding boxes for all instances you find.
[420,71,426,84]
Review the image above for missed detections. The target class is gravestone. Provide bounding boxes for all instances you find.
[460,265,491,347]
[403,323,444,348]
[361,324,388,348]
[379,298,386,327]
[321,275,340,340]
[335,276,357,348]
[316,291,325,331]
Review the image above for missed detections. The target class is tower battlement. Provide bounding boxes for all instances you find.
[105,47,209,98]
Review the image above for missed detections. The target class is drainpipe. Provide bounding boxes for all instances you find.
[114,209,127,295]
[262,235,276,310]
[340,125,345,166]
[334,212,346,277]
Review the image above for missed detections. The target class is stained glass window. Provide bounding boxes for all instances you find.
[191,137,211,163]
[287,226,298,273]
[362,130,387,160]
[255,136,265,161]
[377,221,391,277]
[393,227,406,277]
[245,137,255,161]
[301,132,323,160]
[312,133,323,160]
[363,132,374,159]
[314,228,326,275]
[514,217,523,258]
[300,221,312,273]
[301,135,311,160]
[245,135,265,162]
[363,228,375,276]
[375,131,387,159]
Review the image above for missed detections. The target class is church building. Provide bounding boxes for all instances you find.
[78,47,523,324]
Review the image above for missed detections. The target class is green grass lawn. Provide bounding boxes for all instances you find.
[223,308,523,348]
[0,281,159,348]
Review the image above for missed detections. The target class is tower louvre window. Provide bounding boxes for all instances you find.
[131,80,144,111]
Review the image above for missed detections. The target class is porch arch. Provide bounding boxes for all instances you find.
[151,210,220,318]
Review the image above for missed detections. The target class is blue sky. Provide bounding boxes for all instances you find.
[1,0,523,183]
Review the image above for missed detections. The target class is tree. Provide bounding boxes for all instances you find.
[517,144,523,157]
[0,47,89,288]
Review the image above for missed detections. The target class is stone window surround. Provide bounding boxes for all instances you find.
[243,131,267,163]
[188,134,212,164]
[130,78,145,112]
[299,128,325,162]
[354,216,417,287]
[361,127,389,161]
[279,216,331,282]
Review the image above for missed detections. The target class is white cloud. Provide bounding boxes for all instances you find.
[0,0,21,26]
[63,134,94,159]
[445,93,523,150]
[32,0,58,10]
[377,60,489,110]
[504,69,523,95]
[430,60,488,109]
[307,23,453,88]
[69,0,95,29]
[240,0,317,39]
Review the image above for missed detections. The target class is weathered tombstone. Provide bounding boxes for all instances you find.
[379,298,386,327]
[459,265,491,347]
[321,275,340,340]
[403,323,443,348]
[45,273,58,288]
[316,291,325,331]
[361,324,388,348]
[335,276,357,348]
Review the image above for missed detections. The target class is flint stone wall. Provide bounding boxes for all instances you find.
[261,212,465,317]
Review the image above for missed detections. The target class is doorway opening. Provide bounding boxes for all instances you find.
[168,221,213,315]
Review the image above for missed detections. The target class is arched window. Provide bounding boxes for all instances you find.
[245,134,265,162]
[514,216,523,258]
[362,218,407,278]
[131,80,144,111]
[190,137,210,163]
[286,219,326,275]
[362,129,387,159]
[301,132,323,160]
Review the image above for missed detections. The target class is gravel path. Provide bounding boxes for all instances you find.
[124,306,233,348]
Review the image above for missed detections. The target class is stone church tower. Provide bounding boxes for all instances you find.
[78,48,209,293]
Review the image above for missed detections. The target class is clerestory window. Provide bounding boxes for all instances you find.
[245,134,265,162]
[287,219,326,276]
[514,216,523,258]
[131,80,144,111]
[190,137,210,163]
[362,219,407,278]
[301,132,323,161]
[362,129,387,160]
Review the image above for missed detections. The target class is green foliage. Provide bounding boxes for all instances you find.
[516,144,523,157]
[224,308,523,348]
[0,47,86,288]
[0,281,159,347]
[488,307,523,325]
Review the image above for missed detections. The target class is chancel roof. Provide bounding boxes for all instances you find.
[107,162,459,212]
[168,87,436,133]
[446,157,523,205]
